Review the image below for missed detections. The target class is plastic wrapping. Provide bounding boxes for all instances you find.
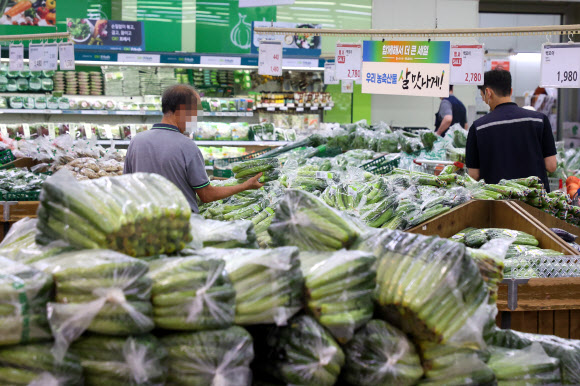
[0,218,72,264]
[162,326,254,386]
[363,229,489,346]
[418,341,495,385]
[252,315,344,386]
[464,228,539,248]
[300,250,375,343]
[188,215,258,250]
[487,343,561,384]
[71,334,166,386]
[0,343,83,386]
[0,257,53,346]
[0,168,47,197]
[268,189,361,251]
[343,320,423,386]
[231,158,280,182]
[36,171,192,257]
[32,250,154,360]
[486,326,580,384]
[467,239,511,304]
[148,256,235,331]
[192,247,303,326]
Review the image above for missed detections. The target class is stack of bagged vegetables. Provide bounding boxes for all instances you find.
[0,168,48,201]
[188,214,258,249]
[36,171,192,257]
[232,158,280,184]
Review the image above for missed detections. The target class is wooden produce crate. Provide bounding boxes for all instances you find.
[0,201,39,242]
[0,157,44,171]
[407,199,577,254]
[407,199,580,339]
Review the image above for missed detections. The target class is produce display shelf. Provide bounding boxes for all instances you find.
[95,140,290,147]
[0,109,163,116]
[202,112,254,117]
[256,103,334,112]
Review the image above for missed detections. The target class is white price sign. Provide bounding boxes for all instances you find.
[324,62,339,85]
[9,44,24,71]
[42,43,58,71]
[59,43,75,70]
[541,43,580,88]
[450,45,484,85]
[258,40,283,76]
[341,79,354,93]
[29,44,44,71]
[335,43,362,80]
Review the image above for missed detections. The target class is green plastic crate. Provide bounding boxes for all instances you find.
[213,147,275,178]
[361,155,401,175]
[0,149,15,166]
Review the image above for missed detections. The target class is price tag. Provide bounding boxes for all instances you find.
[267,107,275,112]
[22,124,30,139]
[324,62,339,84]
[287,103,295,108]
[48,123,56,139]
[9,44,24,72]
[450,45,484,85]
[245,112,253,116]
[258,40,283,76]
[541,43,580,88]
[59,43,75,71]
[341,79,354,93]
[279,106,288,111]
[29,44,44,71]
[42,43,58,71]
[310,106,319,111]
[335,43,362,80]
[296,107,304,112]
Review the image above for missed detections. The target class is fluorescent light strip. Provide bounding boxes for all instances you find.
[335,9,372,16]
[289,7,329,12]
[341,3,372,8]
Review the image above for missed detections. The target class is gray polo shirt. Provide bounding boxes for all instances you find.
[124,123,209,212]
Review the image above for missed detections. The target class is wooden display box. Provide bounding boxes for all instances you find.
[407,199,580,339]
[407,200,577,254]
[0,201,39,242]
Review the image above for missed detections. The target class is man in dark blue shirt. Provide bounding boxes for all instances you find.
[435,85,468,136]
[466,70,557,191]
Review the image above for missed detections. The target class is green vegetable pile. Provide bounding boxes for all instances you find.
[36,172,192,257]
[0,169,47,201]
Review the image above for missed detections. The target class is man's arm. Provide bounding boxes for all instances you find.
[468,168,480,181]
[545,155,557,173]
[196,173,263,204]
[436,115,453,136]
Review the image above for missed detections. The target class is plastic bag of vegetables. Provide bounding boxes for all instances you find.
[32,249,154,360]
[0,257,53,346]
[343,320,423,386]
[0,343,83,386]
[188,215,258,249]
[299,250,376,344]
[162,326,254,386]
[36,171,192,257]
[252,315,344,386]
[71,334,167,386]
[148,256,235,331]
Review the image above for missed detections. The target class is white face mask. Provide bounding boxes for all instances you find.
[185,116,198,136]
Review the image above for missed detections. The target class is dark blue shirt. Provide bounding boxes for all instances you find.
[466,103,557,191]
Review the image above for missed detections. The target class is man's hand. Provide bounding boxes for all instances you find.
[243,172,264,190]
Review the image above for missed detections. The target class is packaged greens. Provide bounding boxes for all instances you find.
[252,315,344,386]
[0,343,83,386]
[192,247,303,326]
[299,250,376,343]
[464,228,539,248]
[36,171,192,257]
[343,320,423,386]
[268,189,360,251]
[0,257,53,346]
[188,214,258,249]
[363,229,489,347]
[162,327,254,386]
[487,343,561,385]
[148,256,235,331]
[71,334,167,386]
[32,249,154,360]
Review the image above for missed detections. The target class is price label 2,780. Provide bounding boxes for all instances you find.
[335,43,362,80]
[258,40,283,77]
[541,43,580,88]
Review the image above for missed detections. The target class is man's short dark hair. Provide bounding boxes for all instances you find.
[449,85,453,92]
[478,70,511,97]
[162,85,199,114]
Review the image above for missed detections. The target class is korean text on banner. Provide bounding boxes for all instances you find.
[450,45,484,85]
[361,40,451,98]
[259,40,283,76]
[541,43,580,88]
[335,43,362,80]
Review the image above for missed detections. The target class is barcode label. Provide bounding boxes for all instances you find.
[316,171,333,179]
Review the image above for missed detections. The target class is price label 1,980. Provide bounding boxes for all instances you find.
[449,45,484,85]
[541,43,580,88]
[335,43,362,80]
[59,43,76,71]
[258,40,283,77]
[28,44,44,71]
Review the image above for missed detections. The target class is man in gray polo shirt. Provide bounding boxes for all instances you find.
[124,85,263,212]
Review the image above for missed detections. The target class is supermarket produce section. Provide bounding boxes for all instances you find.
[1,117,580,385]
